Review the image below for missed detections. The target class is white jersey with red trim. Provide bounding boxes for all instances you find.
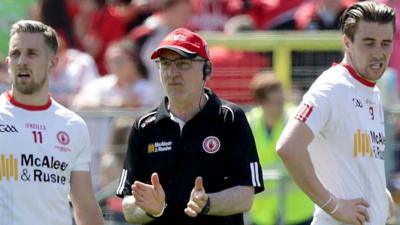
[0,92,91,225]
[295,64,387,225]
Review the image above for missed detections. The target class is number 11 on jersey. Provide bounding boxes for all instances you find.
[32,131,43,143]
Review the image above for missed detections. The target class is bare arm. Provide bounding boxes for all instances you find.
[207,186,254,216]
[276,119,329,207]
[387,188,397,224]
[276,119,369,225]
[70,171,104,225]
[184,177,254,217]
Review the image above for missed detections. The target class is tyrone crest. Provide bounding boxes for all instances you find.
[57,131,70,145]
[202,136,220,154]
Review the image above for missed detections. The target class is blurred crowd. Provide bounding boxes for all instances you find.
[2,0,400,225]
[0,0,398,109]
[3,0,399,110]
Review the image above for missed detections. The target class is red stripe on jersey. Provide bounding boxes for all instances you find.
[295,103,313,122]
[5,91,52,111]
[340,63,375,88]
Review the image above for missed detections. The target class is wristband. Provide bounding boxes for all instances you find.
[200,197,210,215]
[320,194,333,209]
[146,203,167,218]
[329,202,339,215]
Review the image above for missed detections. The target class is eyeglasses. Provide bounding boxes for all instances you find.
[155,58,205,70]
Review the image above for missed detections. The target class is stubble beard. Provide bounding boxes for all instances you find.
[13,74,47,95]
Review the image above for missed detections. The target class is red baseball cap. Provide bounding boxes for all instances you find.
[150,28,210,60]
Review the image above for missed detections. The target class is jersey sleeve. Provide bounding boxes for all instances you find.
[294,81,332,136]
[72,120,91,171]
[116,121,147,198]
[229,108,264,194]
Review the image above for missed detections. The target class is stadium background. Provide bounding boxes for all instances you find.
[81,31,400,225]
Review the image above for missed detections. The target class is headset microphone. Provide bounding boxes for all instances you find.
[202,61,212,81]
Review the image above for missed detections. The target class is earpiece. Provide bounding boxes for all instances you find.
[202,60,212,81]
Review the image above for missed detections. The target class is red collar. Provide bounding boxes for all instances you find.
[337,63,376,88]
[5,91,52,111]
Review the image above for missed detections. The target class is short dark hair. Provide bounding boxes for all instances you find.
[339,1,396,41]
[10,20,58,54]
[250,72,282,104]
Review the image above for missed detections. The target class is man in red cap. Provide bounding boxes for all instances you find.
[116,28,264,225]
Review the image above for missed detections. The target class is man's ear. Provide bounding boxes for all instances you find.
[5,57,11,75]
[48,55,58,72]
[343,35,351,49]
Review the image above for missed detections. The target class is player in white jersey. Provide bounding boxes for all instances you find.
[0,20,104,225]
[276,2,396,225]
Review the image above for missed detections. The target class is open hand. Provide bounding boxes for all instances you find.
[132,173,165,215]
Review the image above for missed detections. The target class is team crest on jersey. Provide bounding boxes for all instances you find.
[202,136,220,154]
[57,131,70,145]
